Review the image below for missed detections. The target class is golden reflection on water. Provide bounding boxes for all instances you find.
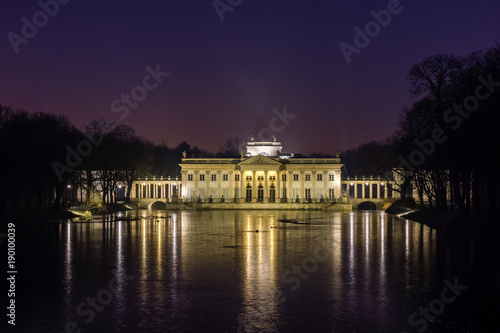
[60,210,439,331]
[240,212,278,331]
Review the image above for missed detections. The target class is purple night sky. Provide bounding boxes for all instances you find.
[1,0,499,154]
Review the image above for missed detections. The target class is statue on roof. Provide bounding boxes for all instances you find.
[273,135,278,142]
[182,150,186,158]
[250,134,254,142]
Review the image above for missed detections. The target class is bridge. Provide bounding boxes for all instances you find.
[347,198,397,210]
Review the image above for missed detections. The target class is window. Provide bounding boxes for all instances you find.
[269,175,276,181]
[293,174,299,181]
[317,174,322,181]
[211,174,217,181]
[199,174,205,181]
[282,174,287,181]
[246,175,252,181]
[235,174,240,181]
[187,174,193,181]
[329,174,335,181]
[257,175,264,181]
[329,189,335,201]
[305,174,311,181]
[223,174,228,181]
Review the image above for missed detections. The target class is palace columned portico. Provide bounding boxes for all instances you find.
[130,176,182,202]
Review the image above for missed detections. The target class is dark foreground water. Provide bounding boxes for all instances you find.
[8,210,499,332]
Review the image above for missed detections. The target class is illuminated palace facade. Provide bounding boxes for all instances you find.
[179,137,343,203]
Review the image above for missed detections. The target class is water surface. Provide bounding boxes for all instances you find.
[12,210,498,332]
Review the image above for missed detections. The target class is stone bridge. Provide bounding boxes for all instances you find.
[348,198,397,210]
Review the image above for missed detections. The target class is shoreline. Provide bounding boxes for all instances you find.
[388,206,500,251]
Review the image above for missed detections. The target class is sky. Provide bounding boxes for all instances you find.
[1,0,500,155]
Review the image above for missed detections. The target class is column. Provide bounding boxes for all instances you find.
[229,170,234,201]
[240,170,245,202]
[192,171,198,201]
[311,171,317,203]
[181,170,187,201]
[323,171,328,201]
[264,170,268,203]
[276,169,281,202]
[287,170,293,202]
[205,174,210,202]
[217,171,222,202]
[299,171,305,203]
[252,171,256,202]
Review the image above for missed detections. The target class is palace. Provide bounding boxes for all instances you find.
[123,136,399,209]
[179,136,342,203]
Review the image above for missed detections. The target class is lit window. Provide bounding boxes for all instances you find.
[329,174,335,181]
[211,174,217,181]
[187,174,193,181]
[223,174,228,181]
[293,174,299,181]
[305,174,311,181]
[317,174,322,181]
[199,174,205,181]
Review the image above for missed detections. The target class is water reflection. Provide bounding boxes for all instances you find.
[16,210,494,332]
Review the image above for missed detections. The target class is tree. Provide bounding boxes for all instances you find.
[218,137,244,156]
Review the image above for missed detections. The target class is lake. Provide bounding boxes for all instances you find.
[10,210,498,332]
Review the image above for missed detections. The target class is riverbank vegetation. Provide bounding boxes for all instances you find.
[390,43,500,226]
